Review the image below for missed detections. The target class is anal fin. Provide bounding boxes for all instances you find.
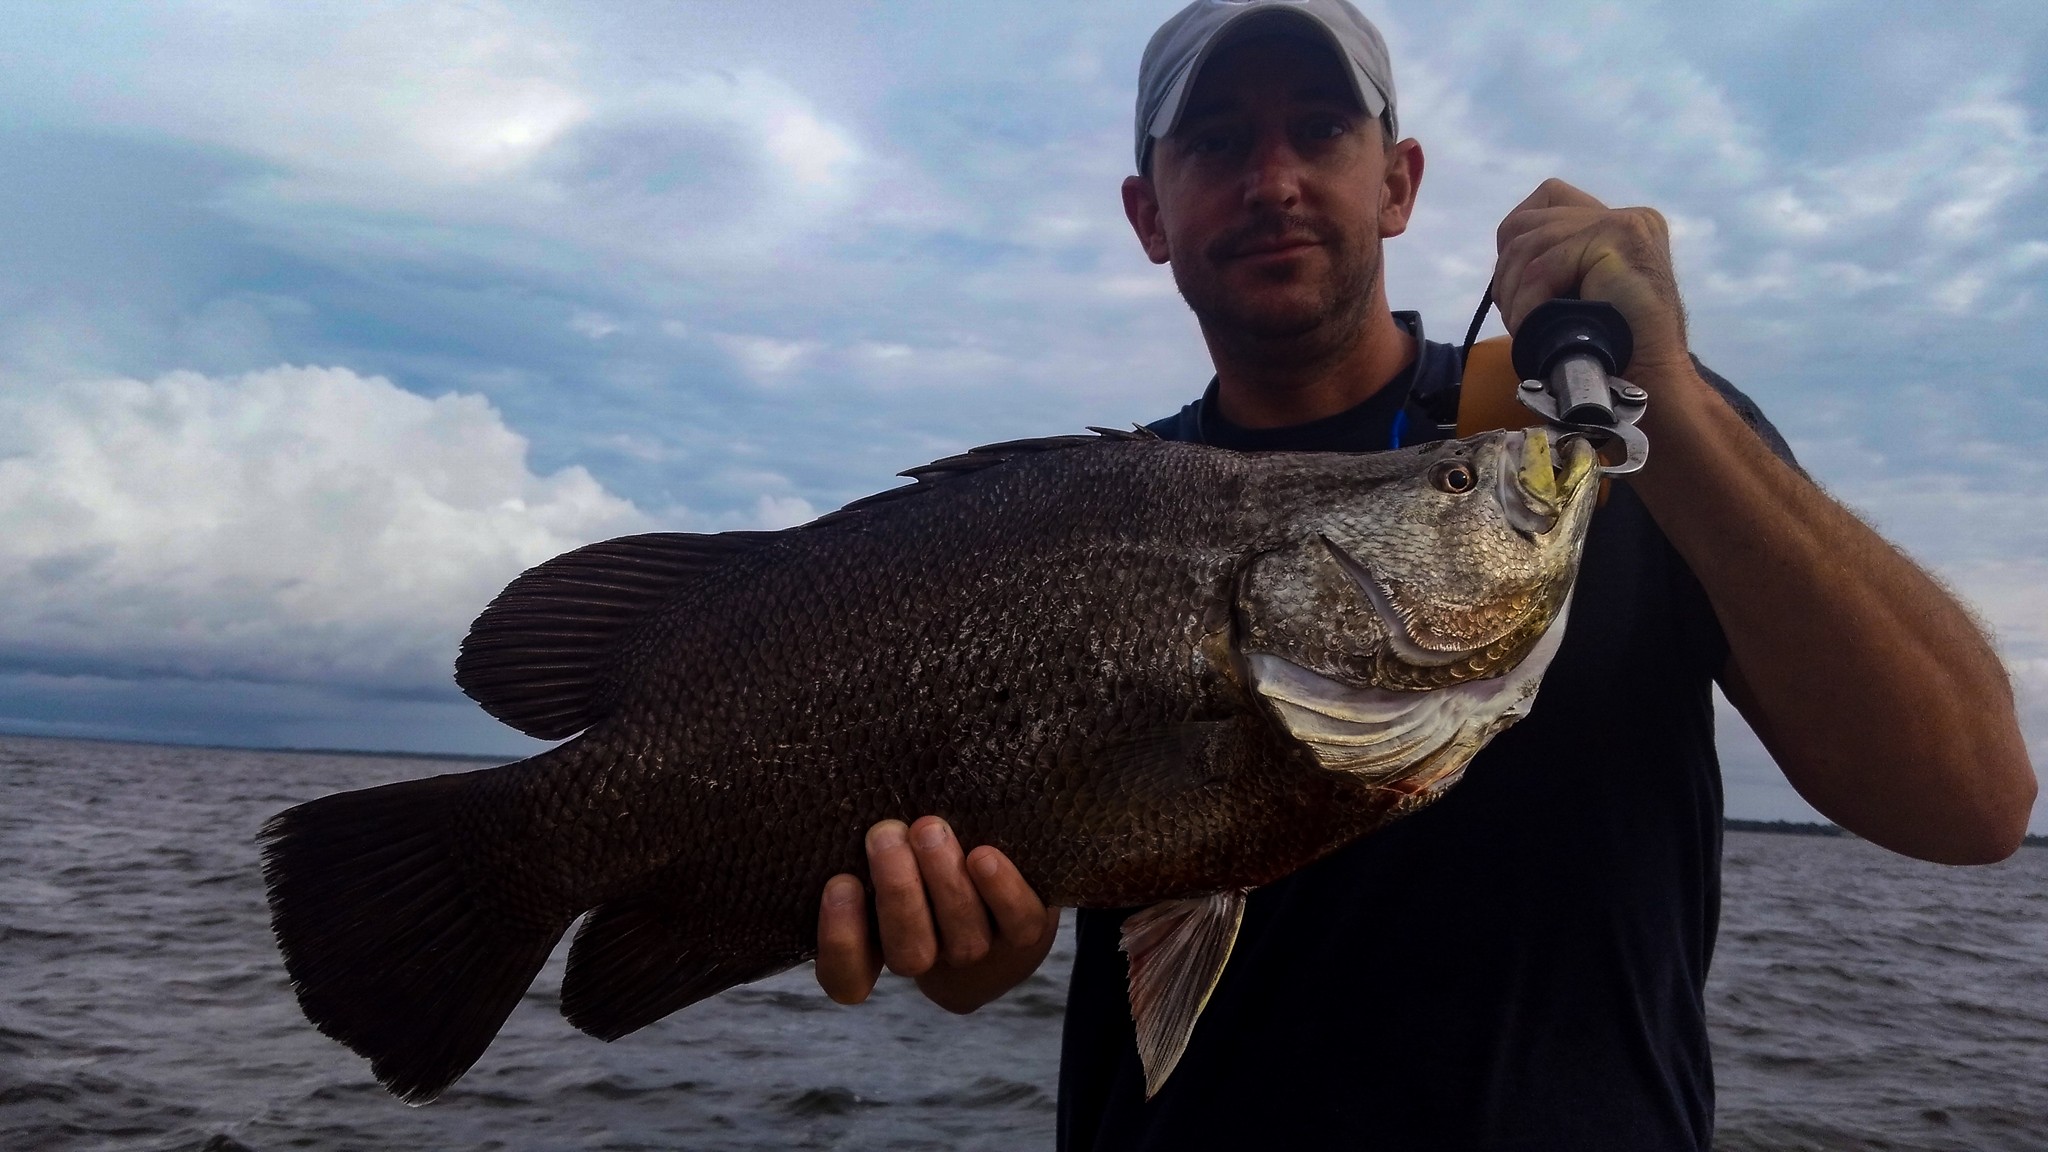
[561,895,796,1041]
[1118,889,1247,1099]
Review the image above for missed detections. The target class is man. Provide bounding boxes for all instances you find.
[812,1,2035,1147]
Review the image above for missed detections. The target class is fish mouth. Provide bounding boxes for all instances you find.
[1500,428,1597,538]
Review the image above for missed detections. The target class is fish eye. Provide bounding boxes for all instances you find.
[1430,460,1477,494]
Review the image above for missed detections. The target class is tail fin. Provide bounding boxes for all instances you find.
[260,770,567,1103]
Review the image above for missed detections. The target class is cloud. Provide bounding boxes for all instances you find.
[751,493,819,530]
[525,71,867,265]
[3,2,868,279]
[1373,1,2048,355]
[570,311,624,340]
[1730,86,2046,298]
[716,333,818,384]
[26,1,594,193]
[0,365,649,691]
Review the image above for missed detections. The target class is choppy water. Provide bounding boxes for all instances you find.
[2,734,2042,1151]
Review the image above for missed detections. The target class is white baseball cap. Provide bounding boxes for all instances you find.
[1135,0,1398,172]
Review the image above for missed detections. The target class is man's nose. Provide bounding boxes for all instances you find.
[1241,134,1304,210]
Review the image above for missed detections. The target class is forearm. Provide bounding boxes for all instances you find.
[1627,364,2035,862]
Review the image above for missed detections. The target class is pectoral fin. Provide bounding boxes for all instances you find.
[1119,888,1247,1098]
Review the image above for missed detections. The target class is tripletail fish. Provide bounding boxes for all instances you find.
[262,426,1600,1101]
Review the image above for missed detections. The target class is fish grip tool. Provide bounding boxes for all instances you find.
[1508,298,1648,475]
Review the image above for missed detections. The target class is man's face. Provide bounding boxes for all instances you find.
[1127,34,1411,361]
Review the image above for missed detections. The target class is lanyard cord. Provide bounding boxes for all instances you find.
[1460,280,1495,370]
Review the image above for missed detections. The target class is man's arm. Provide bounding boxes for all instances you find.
[1494,179,2036,864]
[815,816,1060,1012]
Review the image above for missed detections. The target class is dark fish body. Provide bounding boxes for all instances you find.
[263,428,1599,1102]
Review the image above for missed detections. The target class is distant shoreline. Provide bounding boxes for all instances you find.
[1725,818,1848,838]
[2,729,2039,848]
[1726,817,2047,850]
[0,727,514,765]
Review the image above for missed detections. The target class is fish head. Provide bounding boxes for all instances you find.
[1235,428,1600,789]
[1240,426,1599,689]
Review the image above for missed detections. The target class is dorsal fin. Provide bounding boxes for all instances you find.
[455,532,780,739]
[457,428,1158,738]
[810,427,1154,526]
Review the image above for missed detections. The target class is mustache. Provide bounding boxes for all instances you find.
[1208,212,1335,260]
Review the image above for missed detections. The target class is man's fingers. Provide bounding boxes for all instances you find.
[821,820,1057,1016]
[825,816,1046,1010]
[1494,208,1677,327]
[909,817,993,968]
[1492,195,1689,370]
[1493,203,1588,257]
[815,874,882,1004]
[966,845,1051,949]
[1493,214,1599,330]
[1492,181,1617,330]
[1497,177,1607,247]
[867,820,939,977]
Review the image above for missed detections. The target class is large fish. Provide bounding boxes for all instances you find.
[262,425,1600,1103]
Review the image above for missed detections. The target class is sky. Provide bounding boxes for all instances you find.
[0,0,2042,831]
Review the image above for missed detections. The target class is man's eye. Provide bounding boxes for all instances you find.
[1299,116,1348,141]
[1188,130,1233,156]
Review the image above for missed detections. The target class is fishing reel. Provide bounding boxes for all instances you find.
[1508,299,1648,475]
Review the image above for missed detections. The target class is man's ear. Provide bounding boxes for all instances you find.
[1123,174,1172,265]
[1379,138,1424,240]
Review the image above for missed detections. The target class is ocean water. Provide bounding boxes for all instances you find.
[1,734,2042,1151]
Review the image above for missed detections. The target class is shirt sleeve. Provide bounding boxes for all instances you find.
[1690,355,1799,471]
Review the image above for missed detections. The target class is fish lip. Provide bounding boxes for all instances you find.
[1316,533,1489,668]
[1500,430,1595,539]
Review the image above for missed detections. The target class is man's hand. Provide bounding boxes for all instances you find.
[1492,178,1691,381]
[815,816,1060,1014]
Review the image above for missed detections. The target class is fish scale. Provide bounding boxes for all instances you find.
[261,426,1599,1103]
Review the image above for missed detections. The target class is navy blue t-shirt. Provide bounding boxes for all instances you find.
[1056,314,1794,1151]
